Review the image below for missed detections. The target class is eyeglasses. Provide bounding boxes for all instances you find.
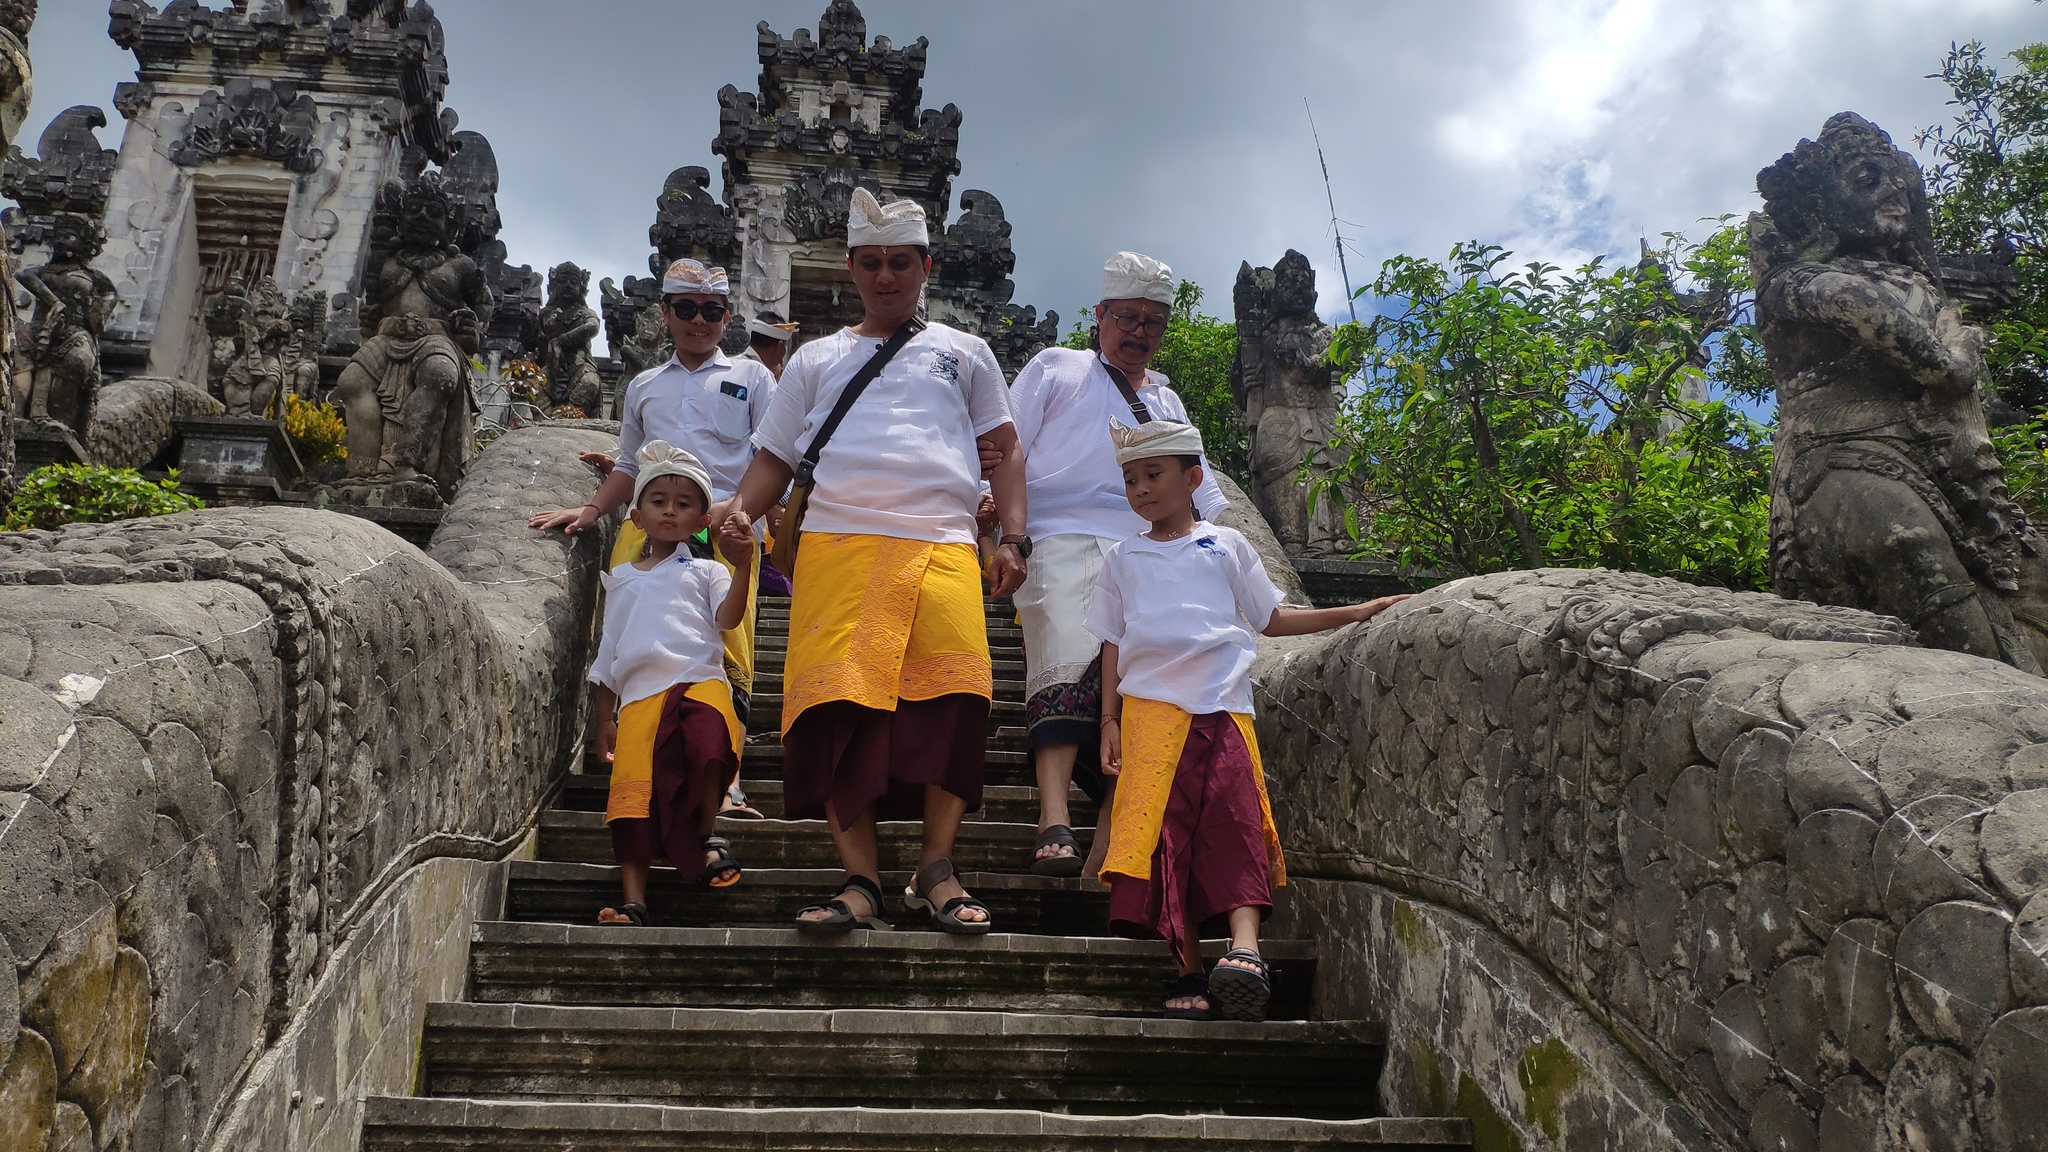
[668,299,730,323]
[1107,309,1168,338]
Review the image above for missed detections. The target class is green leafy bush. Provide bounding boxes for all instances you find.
[1322,227,1775,591]
[4,464,204,531]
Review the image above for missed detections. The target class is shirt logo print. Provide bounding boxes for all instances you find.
[1196,537,1225,555]
[929,351,961,383]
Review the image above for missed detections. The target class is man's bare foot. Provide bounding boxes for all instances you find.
[926,873,988,923]
[797,882,876,923]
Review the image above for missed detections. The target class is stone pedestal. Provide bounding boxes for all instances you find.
[168,415,303,500]
[11,422,88,477]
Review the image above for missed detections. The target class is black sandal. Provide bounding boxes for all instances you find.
[904,858,993,935]
[1029,824,1084,878]
[597,902,649,926]
[702,835,742,888]
[1207,947,1271,1022]
[1163,971,1216,1020]
[796,874,889,933]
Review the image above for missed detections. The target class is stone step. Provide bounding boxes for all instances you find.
[752,634,1026,654]
[538,812,1085,874]
[360,1098,1473,1150]
[417,1003,1387,1117]
[753,650,1028,678]
[467,923,1316,1019]
[556,775,1096,826]
[505,862,1110,937]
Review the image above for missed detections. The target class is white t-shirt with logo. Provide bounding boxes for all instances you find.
[753,322,1013,545]
[1011,347,1230,541]
[616,350,777,501]
[588,553,731,706]
[1083,523,1286,716]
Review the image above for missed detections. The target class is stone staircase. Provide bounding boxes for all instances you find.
[358,596,1472,1150]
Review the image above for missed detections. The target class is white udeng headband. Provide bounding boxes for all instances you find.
[632,439,715,508]
[847,186,928,248]
[1109,418,1204,464]
[1101,250,1174,305]
[661,258,729,297]
[747,316,798,342]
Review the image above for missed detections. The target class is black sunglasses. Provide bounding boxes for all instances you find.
[668,299,729,323]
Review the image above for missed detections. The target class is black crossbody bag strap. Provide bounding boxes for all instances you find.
[793,316,925,485]
[1101,360,1154,423]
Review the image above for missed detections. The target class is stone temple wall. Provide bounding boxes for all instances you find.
[1256,568,2048,1152]
[0,425,613,1152]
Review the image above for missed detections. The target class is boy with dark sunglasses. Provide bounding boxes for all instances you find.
[532,258,779,716]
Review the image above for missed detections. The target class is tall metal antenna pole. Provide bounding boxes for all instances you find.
[1306,98,1358,324]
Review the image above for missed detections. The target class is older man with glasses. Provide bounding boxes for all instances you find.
[997,251,1229,878]
[532,258,779,717]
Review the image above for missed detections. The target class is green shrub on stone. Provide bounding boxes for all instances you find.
[3,463,204,531]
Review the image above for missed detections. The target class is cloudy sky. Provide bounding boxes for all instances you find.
[21,0,2047,345]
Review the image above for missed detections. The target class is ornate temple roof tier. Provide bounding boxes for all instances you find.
[108,0,452,165]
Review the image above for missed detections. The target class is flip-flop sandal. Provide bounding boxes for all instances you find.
[796,874,890,933]
[597,902,649,926]
[1207,947,1271,1022]
[1163,971,1217,1020]
[904,858,993,935]
[721,783,766,820]
[702,835,742,888]
[1029,824,1084,878]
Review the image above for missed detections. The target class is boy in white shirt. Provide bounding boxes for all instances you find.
[1085,420,1409,1020]
[587,441,755,926]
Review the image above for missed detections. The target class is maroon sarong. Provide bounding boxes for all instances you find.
[1107,711,1274,967]
[781,693,988,829]
[609,688,740,881]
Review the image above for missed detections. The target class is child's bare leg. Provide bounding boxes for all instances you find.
[1081,777,1115,878]
[1219,905,1261,967]
[701,770,740,883]
[599,860,650,923]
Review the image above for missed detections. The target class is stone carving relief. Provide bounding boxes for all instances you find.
[538,262,601,417]
[1752,112,2048,674]
[203,274,291,417]
[14,212,116,435]
[280,108,352,292]
[0,0,29,498]
[649,165,737,268]
[283,288,325,400]
[733,185,792,320]
[0,105,119,250]
[780,166,878,243]
[330,172,492,505]
[167,78,326,173]
[1231,249,1347,557]
[601,275,671,378]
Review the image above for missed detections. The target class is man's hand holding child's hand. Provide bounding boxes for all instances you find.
[717,512,755,567]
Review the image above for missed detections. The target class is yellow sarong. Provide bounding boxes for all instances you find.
[781,531,991,736]
[1099,696,1286,886]
[612,521,758,697]
[605,679,744,823]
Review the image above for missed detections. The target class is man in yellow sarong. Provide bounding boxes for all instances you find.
[717,188,1028,935]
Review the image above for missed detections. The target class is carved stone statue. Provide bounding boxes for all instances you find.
[283,291,326,400]
[332,172,493,505]
[538,262,602,417]
[1231,249,1346,557]
[1753,112,2048,673]
[15,212,117,435]
[602,275,671,378]
[0,0,34,498]
[204,275,291,416]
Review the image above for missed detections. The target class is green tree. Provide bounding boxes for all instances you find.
[1321,226,1775,590]
[1919,40,2048,410]
[1063,280,1250,486]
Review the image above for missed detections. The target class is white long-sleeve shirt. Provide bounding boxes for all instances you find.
[1010,347,1230,541]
